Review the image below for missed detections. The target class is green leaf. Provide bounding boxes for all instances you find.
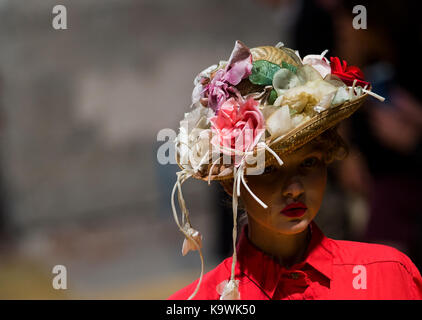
[268,89,277,105]
[249,60,281,86]
[282,61,297,74]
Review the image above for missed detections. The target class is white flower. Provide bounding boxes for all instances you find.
[314,91,337,113]
[276,79,337,116]
[191,83,204,105]
[187,128,213,173]
[302,50,331,78]
[266,105,292,139]
[291,113,311,127]
[176,105,215,171]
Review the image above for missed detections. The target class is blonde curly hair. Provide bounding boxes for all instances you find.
[309,125,349,164]
[219,125,348,195]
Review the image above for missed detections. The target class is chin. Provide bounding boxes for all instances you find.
[274,214,313,235]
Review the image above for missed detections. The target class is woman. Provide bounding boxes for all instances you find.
[168,41,422,300]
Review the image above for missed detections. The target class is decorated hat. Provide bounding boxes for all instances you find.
[170,40,383,300]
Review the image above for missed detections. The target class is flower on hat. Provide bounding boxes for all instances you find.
[277,79,338,114]
[330,56,369,87]
[210,97,264,166]
[302,50,331,78]
[186,128,214,173]
[176,105,216,173]
[205,69,232,111]
[203,41,253,112]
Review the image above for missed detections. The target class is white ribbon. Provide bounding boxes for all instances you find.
[346,81,385,102]
[175,138,285,300]
[171,169,204,300]
[219,142,284,300]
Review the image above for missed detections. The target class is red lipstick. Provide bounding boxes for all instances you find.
[280,202,307,218]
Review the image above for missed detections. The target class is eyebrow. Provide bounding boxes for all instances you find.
[310,145,325,153]
[298,142,324,154]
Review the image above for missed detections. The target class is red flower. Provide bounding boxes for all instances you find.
[330,57,369,87]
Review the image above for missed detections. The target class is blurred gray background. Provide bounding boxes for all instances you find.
[0,0,286,299]
[1,0,419,299]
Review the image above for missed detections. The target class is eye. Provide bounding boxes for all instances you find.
[300,156,320,168]
[263,165,276,175]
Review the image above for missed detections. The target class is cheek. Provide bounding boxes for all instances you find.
[240,165,327,223]
[303,166,327,212]
[239,178,274,221]
[246,175,281,200]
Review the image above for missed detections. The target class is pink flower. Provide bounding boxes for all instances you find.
[205,41,253,112]
[210,98,264,166]
[223,40,253,85]
[206,69,231,111]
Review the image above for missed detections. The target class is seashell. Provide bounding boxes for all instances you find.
[251,46,302,68]
[282,47,304,66]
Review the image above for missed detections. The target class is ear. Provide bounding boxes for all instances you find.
[219,179,234,197]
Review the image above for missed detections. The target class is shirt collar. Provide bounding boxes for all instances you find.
[235,221,334,297]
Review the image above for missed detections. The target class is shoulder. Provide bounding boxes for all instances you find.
[167,257,232,300]
[328,238,422,298]
[330,238,416,270]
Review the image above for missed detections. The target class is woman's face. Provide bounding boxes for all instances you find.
[240,142,327,235]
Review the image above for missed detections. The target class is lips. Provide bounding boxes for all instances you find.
[280,202,308,218]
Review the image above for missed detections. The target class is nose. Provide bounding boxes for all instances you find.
[282,179,304,201]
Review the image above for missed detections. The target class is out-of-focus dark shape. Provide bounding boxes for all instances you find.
[336,0,422,269]
[0,73,11,254]
[284,0,422,271]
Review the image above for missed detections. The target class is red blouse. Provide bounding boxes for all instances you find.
[168,221,422,300]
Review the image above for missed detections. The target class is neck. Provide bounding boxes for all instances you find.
[247,215,310,269]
